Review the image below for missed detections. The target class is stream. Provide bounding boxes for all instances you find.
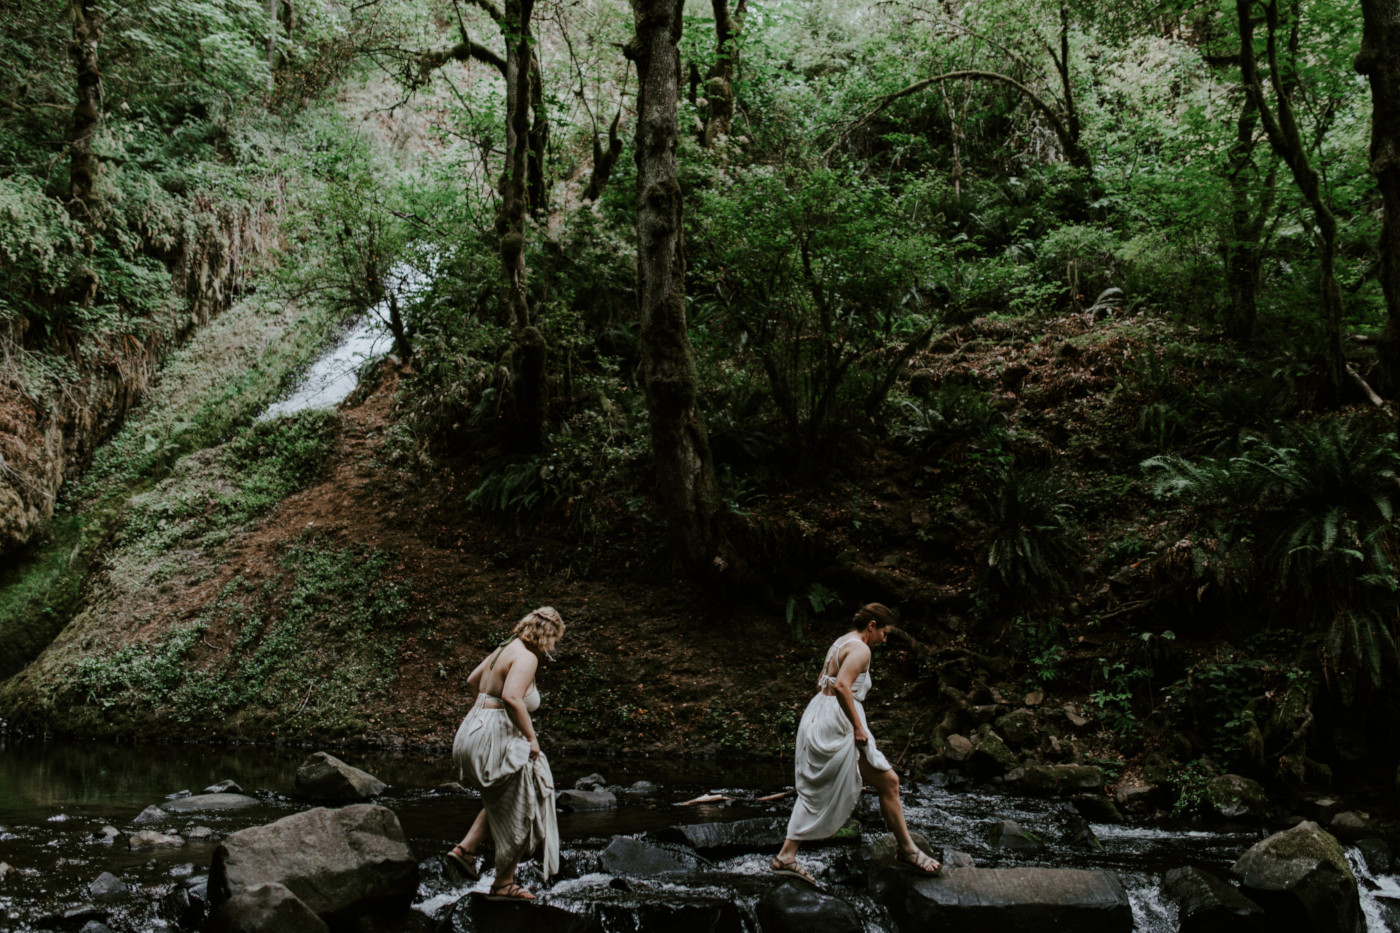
[2,736,1397,931]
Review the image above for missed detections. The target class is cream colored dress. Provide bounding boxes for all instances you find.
[452,685,560,880]
[785,633,891,841]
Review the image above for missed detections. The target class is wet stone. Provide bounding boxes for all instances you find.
[453,894,602,933]
[600,836,709,876]
[292,752,386,802]
[166,789,193,799]
[87,872,127,902]
[1327,810,1371,841]
[623,781,660,795]
[556,789,617,811]
[130,829,185,849]
[574,773,608,791]
[207,881,328,933]
[1355,837,1394,875]
[434,782,470,795]
[133,805,168,824]
[79,922,114,933]
[163,793,261,814]
[186,825,220,841]
[91,825,121,844]
[873,866,1133,933]
[756,880,861,933]
[36,904,108,930]
[203,780,244,795]
[1072,794,1124,824]
[1163,866,1266,933]
[0,861,12,882]
[986,820,1046,854]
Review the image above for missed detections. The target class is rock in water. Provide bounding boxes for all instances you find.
[599,837,708,876]
[204,780,244,795]
[1231,821,1361,933]
[207,882,328,933]
[556,789,617,811]
[1203,774,1270,821]
[87,872,127,902]
[1163,866,1266,933]
[209,804,417,926]
[163,793,261,814]
[453,894,601,933]
[757,881,861,933]
[292,752,386,802]
[873,866,1132,933]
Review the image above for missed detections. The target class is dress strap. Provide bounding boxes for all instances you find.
[817,633,863,687]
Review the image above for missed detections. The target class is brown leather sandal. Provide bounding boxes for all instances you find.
[768,857,817,885]
[484,882,536,901]
[897,848,942,876]
[444,845,480,880]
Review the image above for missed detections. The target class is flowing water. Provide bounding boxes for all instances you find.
[2,736,1396,931]
[259,261,431,420]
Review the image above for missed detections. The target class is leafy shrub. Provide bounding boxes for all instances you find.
[976,471,1084,607]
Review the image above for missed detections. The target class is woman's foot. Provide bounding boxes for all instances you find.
[768,856,817,885]
[484,882,536,901]
[444,844,480,880]
[897,847,942,876]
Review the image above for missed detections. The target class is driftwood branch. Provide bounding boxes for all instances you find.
[1347,364,1386,407]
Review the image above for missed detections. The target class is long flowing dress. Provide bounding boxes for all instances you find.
[452,685,560,880]
[785,633,891,841]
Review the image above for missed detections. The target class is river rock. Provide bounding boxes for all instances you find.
[1164,866,1266,933]
[1327,811,1372,842]
[210,804,417,926]
[292,752,386,802]
[1021,764,1104,796]
[133,805,168,824]
[207,881,328,933]
[187,825,220,841]
[987,820,1046,853]
[91,825,121,844]
[872,866,1132,933]
[162,874,210,929]
[1114,782,1158,813]
[87,872,127,902]
[575,773,608,791]
[36,905,108,929]
[599,837,708,876]
[995,709,1038,748]
[623,781,660,795]
[435,782,470,795]
[203,780,244,795]
[79,922,114,933]
[167,789,193,799]
[944,734,974,762]
[1204,774,1270,821]
[163,793,261,814]
[1060,813,1101,850]
[0,861,11,882]
[449,895,602,933]
[1354,838,1394,875]
[130,830,185,849]
[1072,794,1123,823]
[867,831,939,870]
[969,728,1019,777]
[756,880,861,933]
[557,789,617,811]
[660,817,787,854]
[1230,821,1360,933]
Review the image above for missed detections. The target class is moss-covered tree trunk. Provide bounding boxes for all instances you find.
[628,0,723,573]
[1357,0,1400,392]
[497,0,546,450]
[67,0,103,211]
[1223,92,1275,343]
[701,0,747,148]
[1237,0,1345,402]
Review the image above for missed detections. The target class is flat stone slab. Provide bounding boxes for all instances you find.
[880,866,1132,933]
[161,794,261,813]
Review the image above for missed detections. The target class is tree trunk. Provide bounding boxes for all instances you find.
[498,0,546,450]
[67,0,103,211]
[701,0,747,147]
[1357,0,1400,391]
[527,51,550,213]
[1237,0,1345,401]
[1223,91,1273,342]
[583,110,624,202]
[628,0,723,572]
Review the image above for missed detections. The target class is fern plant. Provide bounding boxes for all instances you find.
[976,471,1084,606]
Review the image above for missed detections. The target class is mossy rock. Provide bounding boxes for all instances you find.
[1203,774,1270,822]
[1232,821,1359,933]
[1021,765,1104,796]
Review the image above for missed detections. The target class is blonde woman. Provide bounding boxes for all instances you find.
[772,603,941,883]
[447,607,565,901]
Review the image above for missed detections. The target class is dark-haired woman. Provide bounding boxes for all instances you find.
[771,603,941,883]
[446,607,565,901]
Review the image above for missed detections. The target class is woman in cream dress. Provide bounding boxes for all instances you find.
[447,607,564,901]
[771,603,941,883]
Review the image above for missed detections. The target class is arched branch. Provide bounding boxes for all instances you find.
[833,69,1089,170]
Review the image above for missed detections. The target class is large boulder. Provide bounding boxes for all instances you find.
[1203,775,1270,821]
[994,709,1038,749]
[987,820,1046,854]
[1021,765,1104,796]
[599,837,708,877]
[210,804,417,926]
[292,752,386,802]
[206,882,328,933]
[756,880,861,933]
[1230,821,1361,933]
[447,896,601,933]
[556,789,617,811]
[1163,866,1266,933]
[968,728,1020,778]
[873,866,1132,933]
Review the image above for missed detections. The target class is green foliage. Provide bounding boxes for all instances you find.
[785,582,839,643]
[1089,658,1149,736]
[976,471,1084,607]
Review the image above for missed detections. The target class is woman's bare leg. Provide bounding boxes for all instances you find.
[776,838,801,864]
[457,808,489,852]
[857,756,921,856]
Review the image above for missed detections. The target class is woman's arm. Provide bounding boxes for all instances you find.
[500,650,542,757]
[833,642,871,745]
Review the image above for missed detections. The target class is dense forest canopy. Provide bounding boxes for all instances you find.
[2,0,1400,789]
